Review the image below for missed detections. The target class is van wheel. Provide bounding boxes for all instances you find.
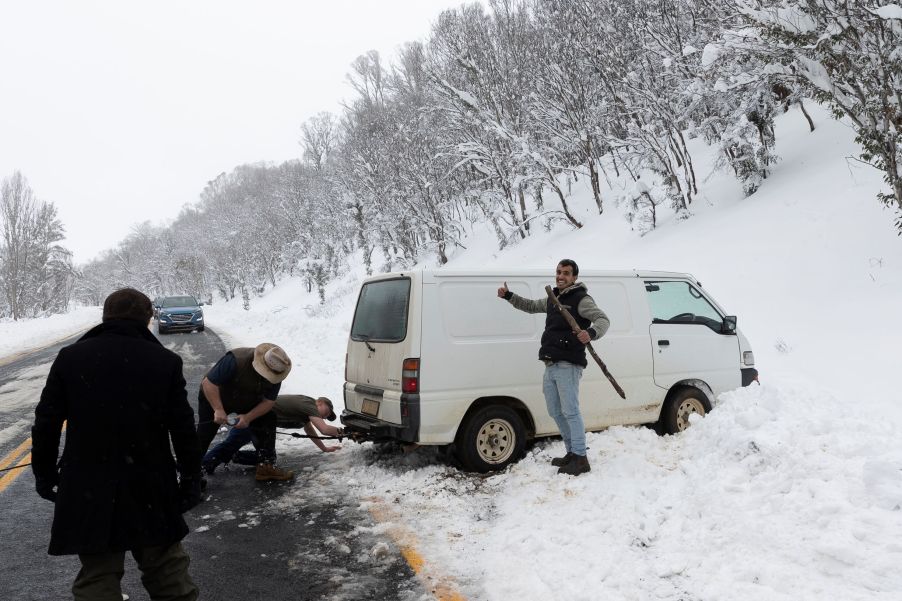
[661,387,710,434]
[455,406,525,473]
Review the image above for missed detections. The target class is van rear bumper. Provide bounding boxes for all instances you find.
[341,393,420,443]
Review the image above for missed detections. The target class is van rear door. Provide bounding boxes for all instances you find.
[345,276,417,426]
[645,280,740,395]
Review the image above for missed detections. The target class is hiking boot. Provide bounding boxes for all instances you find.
[255,463,295,482]
[551,452,575,467]
[557,454,590,476]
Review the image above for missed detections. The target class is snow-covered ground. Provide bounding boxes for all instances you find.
[12,103,902,599]
[0,306,100,361]
[202,104,902,600]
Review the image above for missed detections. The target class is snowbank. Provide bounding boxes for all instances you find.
[181,102,902,599]
[0,306,101,361]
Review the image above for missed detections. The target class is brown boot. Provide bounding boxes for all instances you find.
[551,452,575,467]
[255,463,295,482]
[557,454,590,476]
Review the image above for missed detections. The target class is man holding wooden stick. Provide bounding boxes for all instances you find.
[498,259,610,476]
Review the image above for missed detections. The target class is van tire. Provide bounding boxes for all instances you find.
[455,405,525,473]
[661,387,710,434]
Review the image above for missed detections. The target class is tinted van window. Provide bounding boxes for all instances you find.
[351,278,410,342]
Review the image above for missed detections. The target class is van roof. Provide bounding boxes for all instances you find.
[365,269,698,283]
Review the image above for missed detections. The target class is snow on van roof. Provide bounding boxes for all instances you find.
[365,269,698,282]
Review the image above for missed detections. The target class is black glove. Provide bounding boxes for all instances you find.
[35,476,58,502]
[178,475,203,513]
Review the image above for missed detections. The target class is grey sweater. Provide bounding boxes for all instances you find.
[506,282,611,339]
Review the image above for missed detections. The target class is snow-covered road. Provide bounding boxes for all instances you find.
[0,329,425,601]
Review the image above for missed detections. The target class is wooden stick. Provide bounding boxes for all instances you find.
[545,285,626,399]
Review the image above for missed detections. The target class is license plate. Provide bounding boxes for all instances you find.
[362,398,380,416]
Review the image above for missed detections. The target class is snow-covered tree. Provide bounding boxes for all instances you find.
[0,172,75,319]
[737,0,902,231]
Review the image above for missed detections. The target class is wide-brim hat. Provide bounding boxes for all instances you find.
[252,343,292,384]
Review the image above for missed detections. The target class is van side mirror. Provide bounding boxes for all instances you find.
[198,302,204,306]
[721,315,737,334]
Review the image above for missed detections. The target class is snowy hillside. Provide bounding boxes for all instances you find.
[199,103,902,600]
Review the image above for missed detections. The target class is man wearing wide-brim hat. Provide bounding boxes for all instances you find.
[197,343,295,481]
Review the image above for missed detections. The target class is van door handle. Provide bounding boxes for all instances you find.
[657,340,670,347]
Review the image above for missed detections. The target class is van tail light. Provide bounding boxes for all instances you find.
[344,353,348,382]
[402,358,420,394]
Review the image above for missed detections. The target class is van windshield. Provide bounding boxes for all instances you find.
[351,278,410,343]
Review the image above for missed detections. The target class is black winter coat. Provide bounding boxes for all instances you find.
[31,319,200,556]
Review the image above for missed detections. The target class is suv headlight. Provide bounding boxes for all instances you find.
[742,351,755,366]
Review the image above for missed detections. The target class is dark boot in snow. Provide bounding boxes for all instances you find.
[551,452,575,467]
[233,450,261,466]
[557,454,590,476]
[202,456,222,475]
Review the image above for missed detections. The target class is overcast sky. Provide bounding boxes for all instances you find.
[0,0,470,263]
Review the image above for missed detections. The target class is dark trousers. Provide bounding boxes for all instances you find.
[196,391,276,463]
[74,542,197,601]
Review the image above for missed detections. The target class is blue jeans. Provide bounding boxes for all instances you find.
[203,428,255,466]
[542,361,586,456]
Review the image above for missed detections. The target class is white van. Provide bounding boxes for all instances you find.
[342,269,758,472]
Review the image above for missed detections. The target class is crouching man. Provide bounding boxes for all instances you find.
[196,343,295,481]
[203,395,343,472]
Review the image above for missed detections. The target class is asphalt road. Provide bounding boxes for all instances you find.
[0,326,420,601]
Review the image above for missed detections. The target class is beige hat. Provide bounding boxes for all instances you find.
[252,343,292,384]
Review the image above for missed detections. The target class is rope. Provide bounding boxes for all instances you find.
[276,430,344,441]
[0,428,344,474]
[0,462,30,474]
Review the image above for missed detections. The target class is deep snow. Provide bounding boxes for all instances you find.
[4,103,900,600]
[203,103,902,600]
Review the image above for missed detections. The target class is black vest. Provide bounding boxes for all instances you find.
[539,285,592,368]
[210,347,269,413]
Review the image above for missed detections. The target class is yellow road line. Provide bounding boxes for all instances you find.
[367,496,466,601]
[0,450,31,494]
[0,422,66,494]
[0,437,32,472]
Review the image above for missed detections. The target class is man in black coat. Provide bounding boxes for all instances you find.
[32,288,202,601]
